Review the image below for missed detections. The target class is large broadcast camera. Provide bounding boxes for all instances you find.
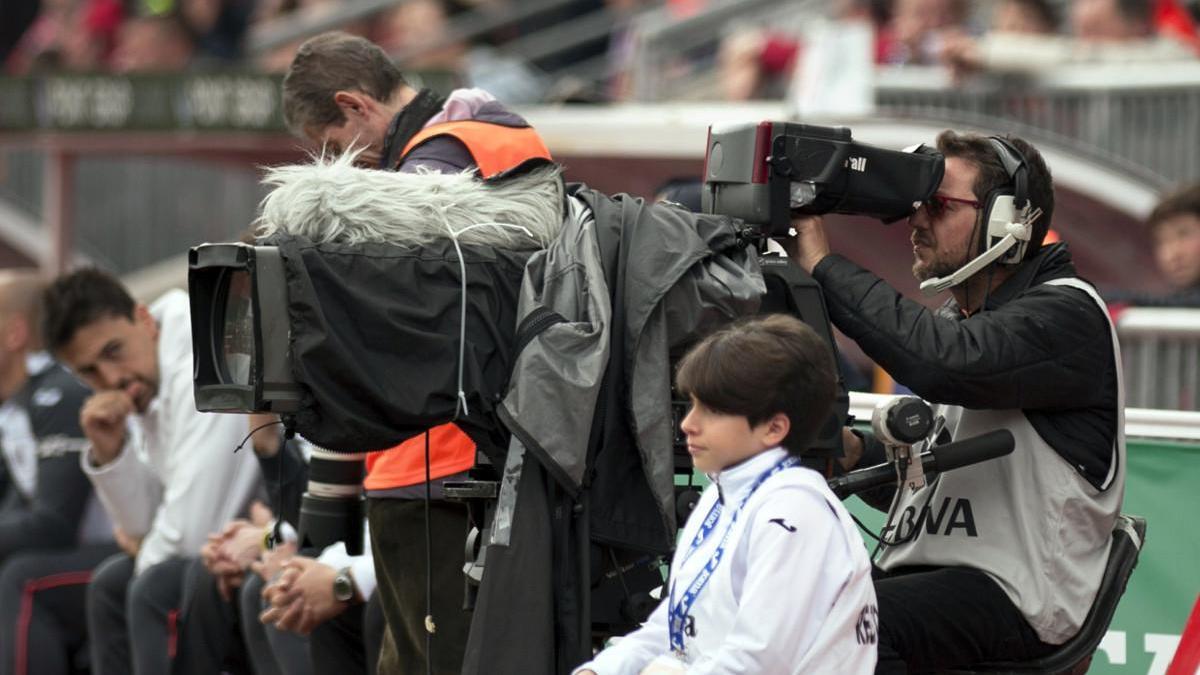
[187,121,947,664]
[702,121,943,235]
[694,121,943,463]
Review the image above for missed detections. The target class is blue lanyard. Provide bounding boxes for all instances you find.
[667,455,800,655]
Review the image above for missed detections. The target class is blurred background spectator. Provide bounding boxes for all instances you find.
[5,0,1199,93]
[110,14,195,72]
[880,0,971,64]
[939,0,1199,77]
[1149,183,1200,303]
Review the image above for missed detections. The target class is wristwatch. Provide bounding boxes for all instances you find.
[332,566,357,603]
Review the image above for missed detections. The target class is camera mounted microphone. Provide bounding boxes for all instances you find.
[870,396,934,492]
[829,428,1015,499]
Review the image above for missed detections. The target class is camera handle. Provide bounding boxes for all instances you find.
[870,397,935,492]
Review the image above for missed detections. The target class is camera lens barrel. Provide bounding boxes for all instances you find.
[299,447,366,554]
[306,448,367,498]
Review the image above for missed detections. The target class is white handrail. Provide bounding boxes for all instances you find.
[1116,307,1200,337]
[849,392,1200,442]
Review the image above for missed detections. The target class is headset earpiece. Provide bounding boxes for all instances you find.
[983,137,1032,264]
[983,194,1030,264]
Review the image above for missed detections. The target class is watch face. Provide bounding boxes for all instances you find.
[333,572,354,602]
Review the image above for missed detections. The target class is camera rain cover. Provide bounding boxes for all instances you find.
[266,233,530,453]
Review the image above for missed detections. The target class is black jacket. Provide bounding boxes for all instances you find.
[0,362,94,560]
[815,242,1119,489]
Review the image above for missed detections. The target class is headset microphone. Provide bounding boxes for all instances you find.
[919,136,1042,297]
[918,213,1040,297]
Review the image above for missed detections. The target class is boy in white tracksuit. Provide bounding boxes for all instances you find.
[577,315,877,675]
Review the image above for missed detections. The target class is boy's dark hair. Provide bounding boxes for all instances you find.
[936,130,1055,261]
[675,314,836,454]
[1147,183,1200,232]
[282,31,408,137]
[43,267,136,354]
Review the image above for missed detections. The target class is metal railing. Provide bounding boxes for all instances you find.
[620,0,1200,188]
[876,65,1200,189]
[850,392,1200,440]
[1116,307,1200,411]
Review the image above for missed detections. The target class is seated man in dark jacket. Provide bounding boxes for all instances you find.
[0,270,117,675]
[788,131,1124,673]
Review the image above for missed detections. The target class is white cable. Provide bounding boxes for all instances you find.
[441,218,534,420]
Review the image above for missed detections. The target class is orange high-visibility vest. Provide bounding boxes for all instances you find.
[401,120,553,179]
[364,423,476,490]
[369,119,552,489]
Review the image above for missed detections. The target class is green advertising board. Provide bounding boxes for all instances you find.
[845,437,1199,674]
[0,74,286,132]
[0,72,463,132]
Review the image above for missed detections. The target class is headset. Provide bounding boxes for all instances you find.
[919,136,1043,297]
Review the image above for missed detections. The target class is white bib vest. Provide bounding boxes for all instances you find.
[877,278,1126,644]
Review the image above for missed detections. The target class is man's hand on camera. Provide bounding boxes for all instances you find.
[248,413,283,458]
[80,391,133,465]
[260,557,350,635]
[785,215,832,274]
[839,427,865,472]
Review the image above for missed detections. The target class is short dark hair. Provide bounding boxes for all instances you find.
[282,32,407,136]
[43,268,136,354]
[1147,183,1200,231]
[675,314,836,454]
[936,130,1055,260]
[1004,0,1059,31]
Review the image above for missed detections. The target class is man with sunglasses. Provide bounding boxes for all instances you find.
[788,131,1124,674]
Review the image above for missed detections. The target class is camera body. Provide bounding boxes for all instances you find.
[702,121,944,235]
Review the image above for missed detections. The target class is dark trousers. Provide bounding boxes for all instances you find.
[239,566,386,675]
[368,498,471,675]
[310,590,386,675]
[88,554,190,675]
[173,558,250,675]
[0,543,120,675]
[240,572,313,675]
[874,566,1057,674]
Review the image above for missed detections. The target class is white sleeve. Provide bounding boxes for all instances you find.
[573,596,672,675]
[80,422,161,537]
[315,519,376,599]
[688,487,863,675]
[134,371,258,573]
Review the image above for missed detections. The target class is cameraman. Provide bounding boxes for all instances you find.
[788,131,1124,673]
[280,31,553,675]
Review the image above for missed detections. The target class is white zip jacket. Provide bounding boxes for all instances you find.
[81,290,261,574]
[578,448,878,675]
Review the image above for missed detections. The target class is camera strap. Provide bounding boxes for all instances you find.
[379,88,448,170]
[667,454,800,656]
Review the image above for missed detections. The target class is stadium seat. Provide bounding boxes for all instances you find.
[943,514,1147,675]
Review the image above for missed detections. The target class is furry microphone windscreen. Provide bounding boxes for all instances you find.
[254,150,564,251]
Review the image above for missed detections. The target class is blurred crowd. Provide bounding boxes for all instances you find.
[719,0,1200,101]
[0,0,650,102]
[4,0,1199,103]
